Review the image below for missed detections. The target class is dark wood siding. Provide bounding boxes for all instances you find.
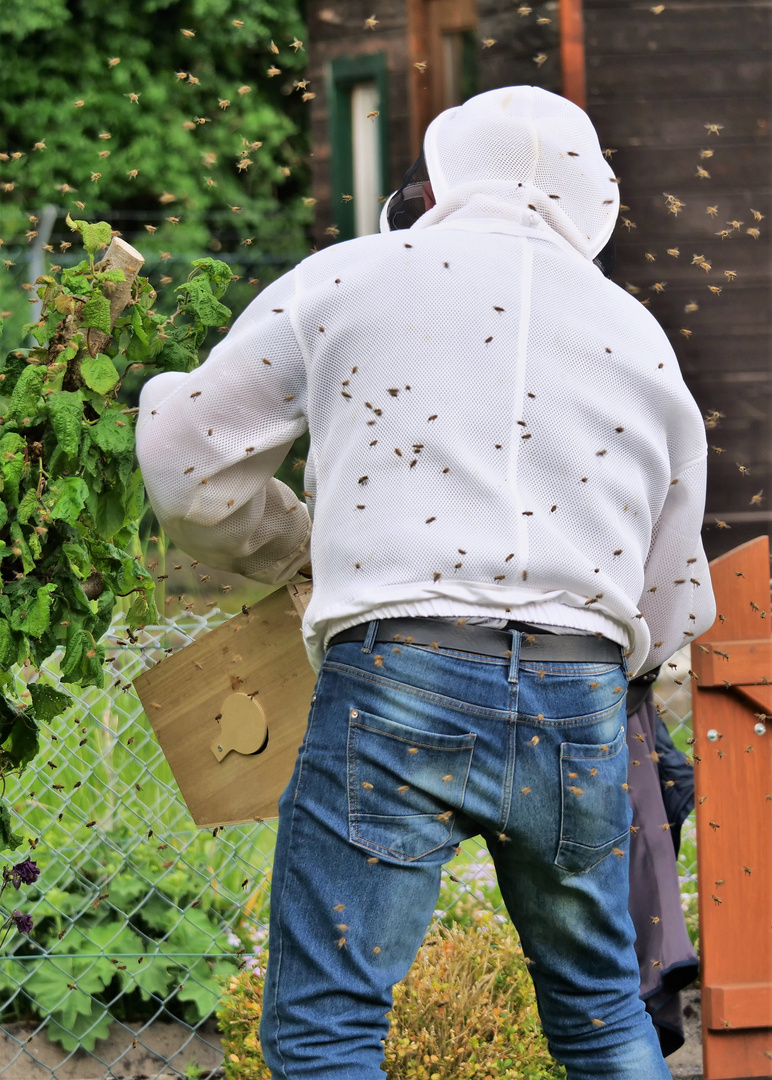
[307,0,413,245]
[584,0,772,560]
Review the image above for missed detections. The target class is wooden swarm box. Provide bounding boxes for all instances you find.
[133,583,316,828]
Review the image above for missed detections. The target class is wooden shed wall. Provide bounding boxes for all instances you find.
[306,0,558,241]
[583,0,772,560]
[306,0,412,243]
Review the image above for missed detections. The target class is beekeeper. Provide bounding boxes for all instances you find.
[136,86,715,1080]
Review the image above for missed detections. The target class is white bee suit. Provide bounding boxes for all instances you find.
[136,86,715,676]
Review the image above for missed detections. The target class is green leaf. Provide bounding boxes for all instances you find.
[47,1008,113,1054]
[80,294,111,335]
[0,432,26,506]
[89,587,116,642]
[9,523,35,574]
[132,948,176,1001]
[28,682,71,723]
[78,425,101,483]
[0,619,19,669]
[123,468,146,525]
[96,267,126,283]
[46,390,83,458]
[0,799,22,852]
[127,590,155,630]
[177,276,231,327]
[49,476,89,524]
[177,955,235,1020]
[10,582,56,638]
[155,337,198,373]
[5,363,45,422]
[16,488,39,526]
[81,353,119,394]
[81,642,105,689]
[90,410,134,455]
[62,538,91,580]
[130,303,150,347]
[1,710,39,771]
[85,484,124,540]
[65,215,112,257]
[189,257,233,299]
[61,625,88,682]
[88,540,154,597]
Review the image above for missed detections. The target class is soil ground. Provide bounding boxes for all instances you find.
[0,990,704,1079]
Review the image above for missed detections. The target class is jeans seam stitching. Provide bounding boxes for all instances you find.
[323,660,511,720]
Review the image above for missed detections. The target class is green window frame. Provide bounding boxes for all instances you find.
[328,52,390,241]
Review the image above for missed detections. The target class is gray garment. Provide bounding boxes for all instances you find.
[626,698,699,1057]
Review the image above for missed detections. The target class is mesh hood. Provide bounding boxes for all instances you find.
[380,86,619,260]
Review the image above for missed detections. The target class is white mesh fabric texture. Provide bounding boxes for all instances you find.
[381,86,620,260]
[136,275,311,583]
[136,86,715,675]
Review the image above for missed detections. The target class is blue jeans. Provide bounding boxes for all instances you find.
[260,626,671,1079]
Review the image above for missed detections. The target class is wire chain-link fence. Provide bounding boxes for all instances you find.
[0,611,697,1079]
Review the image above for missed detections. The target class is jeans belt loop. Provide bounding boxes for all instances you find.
[362,619,380,654]
[507,628,521,684]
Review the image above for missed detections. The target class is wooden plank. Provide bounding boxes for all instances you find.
[587,55,769,99]
[585,5,772,55]
[605,143,771,192]
[703,984,772,1031]
[691,639,772,687]
[560,0,586,108]
[627,285,771,328]
[588,99,771,146]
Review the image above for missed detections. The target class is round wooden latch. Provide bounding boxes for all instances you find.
[211,693,269,762]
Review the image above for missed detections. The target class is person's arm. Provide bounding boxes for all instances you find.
[636,452,716,674]
[135,271,311,583]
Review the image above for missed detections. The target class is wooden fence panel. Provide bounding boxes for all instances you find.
[691,535,772,1079]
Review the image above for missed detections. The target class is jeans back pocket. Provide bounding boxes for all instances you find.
[555,721,630,874]
[347,708,476,863]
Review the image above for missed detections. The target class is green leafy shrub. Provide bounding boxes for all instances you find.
[217,915,565,1080]
[0,218,234,851]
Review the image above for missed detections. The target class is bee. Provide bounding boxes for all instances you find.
[666,248,680,258]
[533,53,547,66]
[705,205,718,217]
[364,14,379,29]
[704,123,724,135]
[724,269,737,281]
[650,282,666,293]
[414,61,428,72]
[747,227,761,240]
[695,166,710,180]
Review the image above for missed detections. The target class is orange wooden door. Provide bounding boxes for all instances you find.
[691,535,772,1079]
[406,0,477,157]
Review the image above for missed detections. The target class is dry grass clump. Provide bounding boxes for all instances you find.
[217,914,564,1079]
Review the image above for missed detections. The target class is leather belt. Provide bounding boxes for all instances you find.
[328,617,623,663]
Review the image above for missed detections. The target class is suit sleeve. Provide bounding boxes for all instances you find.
[135,270,311,583]
[636,452,716,674]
